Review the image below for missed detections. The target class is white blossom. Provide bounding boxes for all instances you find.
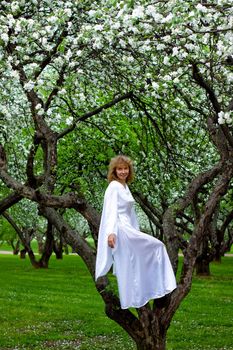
[38,109,44,116]
[64,8,72,17]
[163,56,170,65]
[76,50,82,57]
[94,25,104,32]
[93,37,103,49]
[180,51,188,58]
[32,32,40,40]
[54,114,61,122]
[69,61,76,68]
[157,43,166,50]
[45,25,52,33]
[162,13,174,23]
[48,16,58,24]
[7,15,15,28]
[54,57,63,66]
[173,77,180,84]
[196,4,208,12]
[164,74,172,81]
[218,111,232,125]
[41,37,48,46]
[227,73,233,83]
[132,6,145,19]
[218,114,225,124]
[47,109,53,116]
[35,103,42,111]
[11,70,19,79]
[1,33,9,44]
[119,39,126,48]
[185,43,196,51]
[172,47,179,56]
[11,1,20,13]
[24,80,35,91]
[146,6,162,22]
[88,10,97,17]
[36,79,44,86]
[27,19,35,28]
[65,49,72,60]
[79,93,86,101]
[66,116,73,125]
[7,56,13,63]
[58,88,67,95]
[152,82,159,90]
[15,22,22,33]
[112,22,121,30]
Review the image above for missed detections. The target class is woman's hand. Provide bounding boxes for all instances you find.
[108,233,116,248]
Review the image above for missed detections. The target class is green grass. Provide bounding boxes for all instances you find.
[0,254,232,350]
[169,258,233,350]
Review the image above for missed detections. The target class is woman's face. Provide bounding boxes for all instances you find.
[115,162,129,183]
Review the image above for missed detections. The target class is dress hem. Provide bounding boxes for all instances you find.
[120,287,177,309]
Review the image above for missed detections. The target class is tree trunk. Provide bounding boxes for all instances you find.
[38,222,54,268]
[135,332,166,350]
[53,240,63,259]
[195,257,210,275]
[136,340,165,350]
[195,239,211,276]
[213,249,222,263]
[104,296,170,350]
[134,306,167,350]
[20,249,27,259]
[13,239,20,255]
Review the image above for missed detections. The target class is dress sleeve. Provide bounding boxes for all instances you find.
[95,182,119,280]
[101,184,118,236]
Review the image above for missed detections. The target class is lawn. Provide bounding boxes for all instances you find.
[0,254,232,350]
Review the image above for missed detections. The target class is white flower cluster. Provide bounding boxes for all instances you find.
[0,0,231,139]
[35,103,44,116]
[65,116,73,126]
[218,111,232,125]
[1,33,9,44]
[23,80,35,92]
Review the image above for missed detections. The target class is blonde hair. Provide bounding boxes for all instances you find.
[107,155,134,183]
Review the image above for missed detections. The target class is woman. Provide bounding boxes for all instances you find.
[95,155,176,309]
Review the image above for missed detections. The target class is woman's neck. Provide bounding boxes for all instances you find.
[117,179,126,187]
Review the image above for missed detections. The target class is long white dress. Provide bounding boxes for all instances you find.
[95,180,177,309]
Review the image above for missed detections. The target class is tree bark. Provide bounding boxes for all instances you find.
[195,257,210,275]
[53,238,64,259]
[20,249,27,259]
[38,222,54,268]
[0,192,23,214]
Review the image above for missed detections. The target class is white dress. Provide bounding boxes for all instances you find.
[95,180,177,309]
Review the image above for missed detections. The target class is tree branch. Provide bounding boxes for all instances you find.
[0,192,23,215]
[34,28,68,79]
[0,164,85,209]
[133,191,163,230]
[57,91,134,139]
[192,62,221,115]
[163,160,223,274]
[44,64,67,111]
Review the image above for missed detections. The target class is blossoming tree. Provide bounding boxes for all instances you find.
[0,1,232,349]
